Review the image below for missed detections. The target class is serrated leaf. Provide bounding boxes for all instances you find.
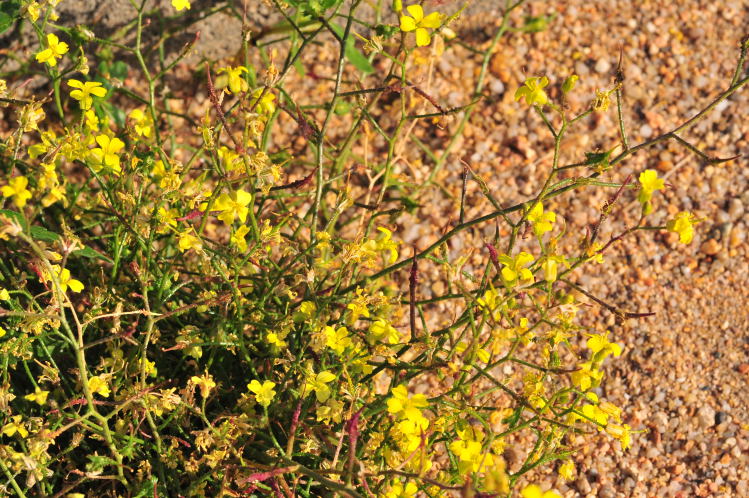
[73,246,114,264]
[583,150,613,172]
[30,226,60,242]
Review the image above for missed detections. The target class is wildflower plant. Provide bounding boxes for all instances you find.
[0,0,746,496]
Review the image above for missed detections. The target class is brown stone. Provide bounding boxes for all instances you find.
[700,239,721,256]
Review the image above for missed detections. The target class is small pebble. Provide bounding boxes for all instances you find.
[700,239,721,256]
[697,405,716,428]
[595,57,612,74]
[728,198,744,218]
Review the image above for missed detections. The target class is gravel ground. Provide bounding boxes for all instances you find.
[396,1,749,496]
[247,0,749,493]
[274,1,748,496]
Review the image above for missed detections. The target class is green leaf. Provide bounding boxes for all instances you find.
[86,454,120,473]
[330,23,375,75]
[98,100,126,128]
[333,100,351,115]
[583,149,614,172]
[293,57,306,78]
[520,14,555,33]
[344,43,374,75]
[292,0,339,16]
[30,226,60,243]
[0,1,21,35]
[73,246,114,264]
[109,60,129,81]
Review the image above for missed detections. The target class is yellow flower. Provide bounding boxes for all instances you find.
[558,459,575,481]
[231,225,250,252]
[19,103,45,132]
[88,375,111,397]
[42,185,65,208]
[541,254,568,283]
[346,289,370,324]
[44,264,84,293]
[527,202,556,236]
[214,189,253,224]
[1,415,28,438]
[598,401,623,423]
[304,370,336,402]
[247,380,276,408]
[24,386,50,406]
[593,89,611,112]
[156,206,178,233]
[140,358,158,377]
[88,134,125,175]
[128,108,152,137]
[449,428,495,473]
[152,159,167,178]
[562,74,579,94]
[385,479,419,498]
[0,288,10,300]
[498,251,535,288]
[368,318,400,345]
[324,325,351,355]
[667,211,698,244]
[26,1,41,21]
[606,423,632,450]
[521,484,561,498]
[399,4,442,47]
[171,0,190,10]
[178,231,202,252]
[515,77,549,107]
[250,88,276,116]
[587,331,622,361]
[571,361,603,391]
[387,384,429,421]
[316,398,344,424]
[219,66,249,94]
[190,373,216,398]
[376,226,400,263]
[68,79,107,110]
[84,109,99,130]
[267,331,286,350]
[217,145,241,172]
[639,169,664,194]
[637,169,664,214]
[299,301,316,318]
[35,33,69,67]
[582,403,609,426]
[2,176,32,208]
[585,242,604,264]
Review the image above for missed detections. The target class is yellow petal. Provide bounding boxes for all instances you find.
[406,4,423,21]
[399,15,416,32]
[420,12,442,28]
[415,27,430,46]
[90,86,107,98]
[68,279,84,293]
